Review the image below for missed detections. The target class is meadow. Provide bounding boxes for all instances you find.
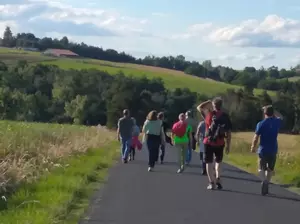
[227,132,300,190]
[0,48,271,96]
[0,120,118,224]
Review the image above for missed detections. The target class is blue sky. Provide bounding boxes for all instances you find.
[1,0,300,69]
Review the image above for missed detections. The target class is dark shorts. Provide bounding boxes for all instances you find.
[258,153,277,171]
[204,144,224,163]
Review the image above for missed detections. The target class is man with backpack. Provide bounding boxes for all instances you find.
[171,113,192,174]
[250,105,282,195]
[197,97,232,190]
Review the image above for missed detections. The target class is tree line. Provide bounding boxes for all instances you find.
[0,60,299,133]
[2,26,300,93]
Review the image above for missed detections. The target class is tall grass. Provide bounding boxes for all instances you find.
[0,121,115,194]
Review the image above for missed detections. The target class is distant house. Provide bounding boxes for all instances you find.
[22,47,39,52]
[43,49,79,58]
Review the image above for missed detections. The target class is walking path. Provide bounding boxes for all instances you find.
[80,145,300,224]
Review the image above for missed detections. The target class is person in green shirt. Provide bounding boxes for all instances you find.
[171,113,192,173]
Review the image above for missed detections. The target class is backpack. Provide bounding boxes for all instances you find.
[172,121,187,137]
[205,111,227,142]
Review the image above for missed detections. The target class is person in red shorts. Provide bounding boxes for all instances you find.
[197,97,232,190]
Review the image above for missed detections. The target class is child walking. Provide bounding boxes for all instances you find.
[129,118,142,161]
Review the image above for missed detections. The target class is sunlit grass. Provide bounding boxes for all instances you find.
[0,120,118,223]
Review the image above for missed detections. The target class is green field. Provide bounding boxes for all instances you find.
[0,48,272,96]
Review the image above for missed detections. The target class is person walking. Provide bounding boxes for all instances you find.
[250,105,282,195]
[171,113,192,174]
[157,112,171,164]
[117,109,134,163]
[197,97,232,190]
[142,110,165,172]
[185,110,198,164]
[129,118,142,161]
[196,119,207,175]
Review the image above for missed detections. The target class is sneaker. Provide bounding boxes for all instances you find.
[148,167,152,172]
[207,183,215,190]
[177,168,182,173]
[201,170,207,175]
[261,181,269,196]
[216,178,223,190]
[160,160,164,164]
[128,156,132,161]
[180,165,185,171]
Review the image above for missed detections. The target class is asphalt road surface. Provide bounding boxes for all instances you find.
[80,145,300,224]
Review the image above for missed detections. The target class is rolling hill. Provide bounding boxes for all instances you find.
[0,48,272,96]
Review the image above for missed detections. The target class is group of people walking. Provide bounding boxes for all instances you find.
[117,97,282,195]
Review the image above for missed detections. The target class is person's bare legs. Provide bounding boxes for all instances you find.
[215,162,221,179]
[206,163,215,183]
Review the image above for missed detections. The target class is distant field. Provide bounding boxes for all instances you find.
[0,48,272,96]
[288,76,300,82]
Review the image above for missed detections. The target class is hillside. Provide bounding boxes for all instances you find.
[0,48,271,96]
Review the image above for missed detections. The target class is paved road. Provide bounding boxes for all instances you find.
[80,145,300,224]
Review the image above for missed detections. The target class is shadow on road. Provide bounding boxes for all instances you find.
[221,188,300,202]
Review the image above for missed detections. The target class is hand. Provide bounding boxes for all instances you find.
[250,145,256,153]
[225,146,230,155]
[117,135,120,142]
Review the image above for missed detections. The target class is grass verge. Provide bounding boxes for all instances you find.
[225,132,300,192]
[0,141,119,224]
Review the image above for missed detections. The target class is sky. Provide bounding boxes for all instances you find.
[1,0,300,69]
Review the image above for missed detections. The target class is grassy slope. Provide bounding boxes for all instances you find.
[0,49,271,96]
[227,132,300,189]
[288,76,300,82]
[0,121,118,224]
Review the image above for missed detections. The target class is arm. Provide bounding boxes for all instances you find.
[161,126,166,144]
[189,128,192,144]
[117,119,120,140]
[250,134,259,152]
[195,123,201,142]
[274,110,283,119]
[197,100,213,117]
[142,120,148,133]
[226,131,231,152]
[251,122,261,152]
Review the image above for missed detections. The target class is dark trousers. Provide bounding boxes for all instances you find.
[160,144,165,161]
[129,146,135,159]
[147,134,161,168]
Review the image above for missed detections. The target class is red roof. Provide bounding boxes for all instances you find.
[45,49,78,56]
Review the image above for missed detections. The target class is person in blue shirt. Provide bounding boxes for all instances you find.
[250,105,282,196]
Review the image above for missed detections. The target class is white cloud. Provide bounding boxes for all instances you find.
[174,14,300,48]
[0,1,150,37]
[170,23,213,39]
[218,52,276,62]
[0,4,33,17]
[27,2,149,36]
[208,15,300,48]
